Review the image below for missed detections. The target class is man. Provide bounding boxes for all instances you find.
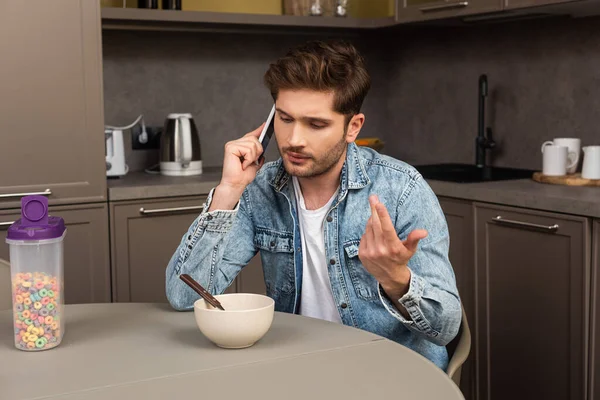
[166,40,461,370]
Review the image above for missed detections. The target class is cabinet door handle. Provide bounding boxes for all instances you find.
[139,205,204,215]
[420,1,468,12]
[0,189,52,199]
[492,215,559,233]
[0,221,15,228]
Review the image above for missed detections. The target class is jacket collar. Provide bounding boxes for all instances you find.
[269,142,370,195]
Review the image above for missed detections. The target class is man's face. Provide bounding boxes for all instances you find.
[274,89,359,178]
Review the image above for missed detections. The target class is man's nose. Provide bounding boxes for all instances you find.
[287,124,307,148]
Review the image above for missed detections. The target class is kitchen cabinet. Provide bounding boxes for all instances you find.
[438,197,475,400]
[110,195,269,303]
[504,0,582,10]
[110,197,216,303]
[590,220,600,400]
[475,203,589,400]
[0,204,111,304]
[0,0,106,209]
[238,255,267,295]
[396,0,503,23]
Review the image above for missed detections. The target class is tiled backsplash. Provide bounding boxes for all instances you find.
[384,16,600,170]
[102,30,389,171]
[103,16,600,173]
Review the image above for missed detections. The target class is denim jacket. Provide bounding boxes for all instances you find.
[165,143,462,370]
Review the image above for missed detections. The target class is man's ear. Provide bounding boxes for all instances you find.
[346,113,365,143]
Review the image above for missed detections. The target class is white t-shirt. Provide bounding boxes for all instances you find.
[292,177,342,323]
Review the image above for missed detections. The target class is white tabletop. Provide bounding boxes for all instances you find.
[0,303,464,400]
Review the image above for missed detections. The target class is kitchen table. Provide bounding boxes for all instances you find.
[0,303,464,399]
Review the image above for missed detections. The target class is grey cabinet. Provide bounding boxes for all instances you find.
[110,197,215,303]
[591,220,600,400]
[239,255,266,295]
[396,0,503,22]
[110,195,268,303]
[504,0,581,10]
[475,203,589,400]
[0,204,111,304]
[0,0,106,209]
[438,197,475,400]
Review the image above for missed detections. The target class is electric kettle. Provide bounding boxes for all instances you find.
[105,128,128,177]
[160,113,202,176]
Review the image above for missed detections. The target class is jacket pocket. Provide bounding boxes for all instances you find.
[254,228,295,294]
[343,240,379,301]
[254,228,294,253]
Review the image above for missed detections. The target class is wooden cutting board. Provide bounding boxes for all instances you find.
[532,172,600,187]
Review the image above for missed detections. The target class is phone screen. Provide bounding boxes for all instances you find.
[258,105,276,158]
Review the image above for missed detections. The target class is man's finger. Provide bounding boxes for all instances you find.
[369,196,383,242]
[403,229,428,253]
[375,201,398,240]
[365,216,375,243]
[233,144,257,170]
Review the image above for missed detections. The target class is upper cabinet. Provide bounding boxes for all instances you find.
[0,0,106,209]
[396,0,503,22]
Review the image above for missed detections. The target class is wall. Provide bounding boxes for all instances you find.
[384,16,600,170]
[102,30,390,171]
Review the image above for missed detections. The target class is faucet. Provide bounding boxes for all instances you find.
[475,74,496,168]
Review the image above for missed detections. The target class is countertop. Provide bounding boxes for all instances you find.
[427,178,600,218]
[107,167,222,201]
[107,169,600,218]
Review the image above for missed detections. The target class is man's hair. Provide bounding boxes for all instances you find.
[264,40,371,119]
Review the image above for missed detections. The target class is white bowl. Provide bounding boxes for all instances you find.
[193,293,275,349]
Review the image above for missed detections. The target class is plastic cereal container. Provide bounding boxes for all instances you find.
[6,195,66,351]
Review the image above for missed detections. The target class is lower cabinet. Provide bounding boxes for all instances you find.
[591,221,600,400]
[110,196,269,304]
[438,197,475,400]
[0,203,111,304]
[239,254,266,295]
[110,196,211,303]
[475,203,589,400]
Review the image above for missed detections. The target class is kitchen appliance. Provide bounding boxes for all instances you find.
[160,113,202,176]
[105,128,128,177]
[105,114,146,178]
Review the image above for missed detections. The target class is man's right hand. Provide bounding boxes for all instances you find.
[209,123,266,211]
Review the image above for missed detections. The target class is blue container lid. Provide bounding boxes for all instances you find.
[6,196,65,241]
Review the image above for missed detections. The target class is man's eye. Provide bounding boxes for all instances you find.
[311,124,326,129]
[280,116,293,123]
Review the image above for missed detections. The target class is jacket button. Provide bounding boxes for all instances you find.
[270,241,276,247]
[206,215,213,220]
[326,216,333,222]
[329,259,335,265]
[341,303,348,309]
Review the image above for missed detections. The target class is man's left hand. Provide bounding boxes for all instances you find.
[358,195,428,314]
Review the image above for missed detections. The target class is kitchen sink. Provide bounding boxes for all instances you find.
[414,163,536,183]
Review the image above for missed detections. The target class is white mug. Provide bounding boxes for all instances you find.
[542,138,580,174]
[541,143,576,176]
[582,146,600,180]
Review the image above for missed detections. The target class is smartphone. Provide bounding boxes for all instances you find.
[257,105,276,164]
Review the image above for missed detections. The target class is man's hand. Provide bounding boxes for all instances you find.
[358,195,428,317]
[209,123,266,211]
